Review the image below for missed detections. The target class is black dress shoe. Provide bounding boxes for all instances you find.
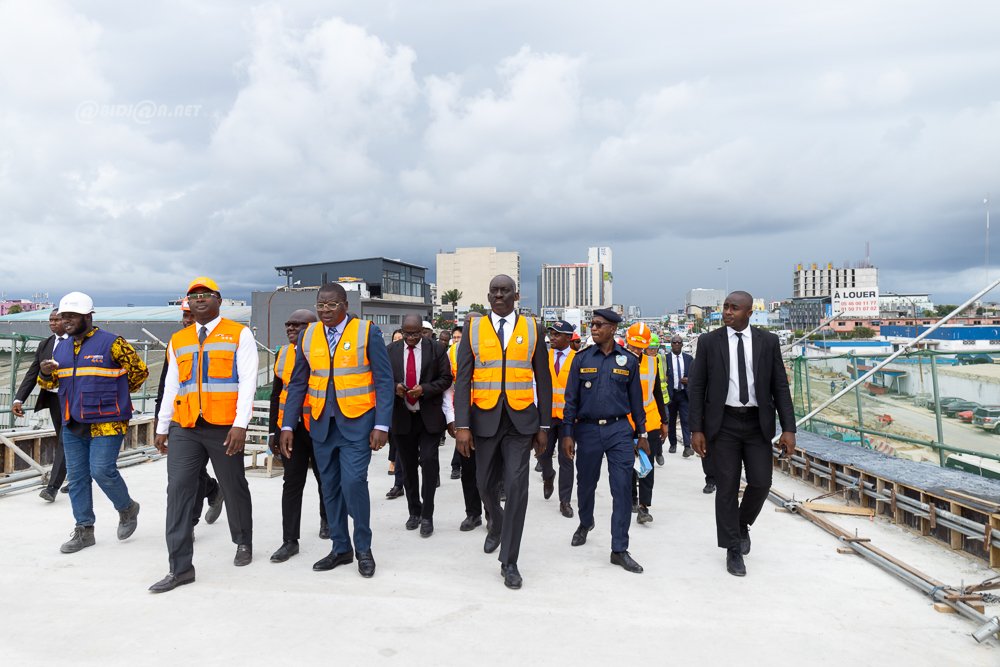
[631,502,638,514]
[313,550,354,571]
[668,444,677,453]
[637,506,653,524]
[484,532,501,554]
[405,515,420,530]
[234,544,252,567]
[419,519,434,537]
[703,482,716,494]
[450,467,461,480]
[727,548,746,577]
[500,563,522,589]
[386,485,404,499]
[149,568,195,593]
[460,514,482,531]
[683,447,694,458]
[559,502,574,518]
[543,478,554,500]
[205,487,224,525]
[534,461,542,473]
[357,550,376,578]
[270,541,299,563]
[610,550,644,573]
[60,483,70,493]
[39,488,56,503]
[571,523,594,547]
[319,518,330,540]
[655,454,665,466]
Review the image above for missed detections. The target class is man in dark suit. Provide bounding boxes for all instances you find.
[689,291,796,577]
[455,274,552,590]
[12,309,68,502]
[387,314,453,537]
[281,283,394,578]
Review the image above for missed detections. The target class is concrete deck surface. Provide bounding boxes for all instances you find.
[1,444,996,666]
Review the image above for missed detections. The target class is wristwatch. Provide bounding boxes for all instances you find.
[637,432,647,438]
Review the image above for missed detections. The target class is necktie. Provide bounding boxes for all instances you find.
[735,332,749,405]
[198,326,207,346]
[497,318,506,348]
[406,345,418,405]
[675,354,681,390]
[327,326,338,354]
[554,350,562,375]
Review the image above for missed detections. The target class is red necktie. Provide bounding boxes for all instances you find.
[554,350,562,375]
[406,345,418,405]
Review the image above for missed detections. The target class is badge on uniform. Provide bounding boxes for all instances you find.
[616,355,627,366]
[584,381,592,388]
[516,336,523,344]
[343,342,351,350]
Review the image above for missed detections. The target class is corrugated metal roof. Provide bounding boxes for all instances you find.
[0,306,252,322]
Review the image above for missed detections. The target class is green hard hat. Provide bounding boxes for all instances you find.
[649,333,660,347]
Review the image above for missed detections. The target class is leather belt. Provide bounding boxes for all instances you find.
[724,405,759,416]
[577,415,628,425]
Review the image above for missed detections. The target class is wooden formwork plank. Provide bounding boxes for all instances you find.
[919,492,931,536]
[948,502,964,550]
[3,443,14,474]
[991,515,1000,568]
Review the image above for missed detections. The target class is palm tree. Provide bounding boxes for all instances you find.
[442,288,462,313]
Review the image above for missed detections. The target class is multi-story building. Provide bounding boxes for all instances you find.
[685,288,725,318]
[788,296,832,331]
[793,261,878,298]
[436,247,521,311]
[537,246,613,314]
[878,292,934,318]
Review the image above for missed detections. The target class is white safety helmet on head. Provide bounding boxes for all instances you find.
[58,292,95,315]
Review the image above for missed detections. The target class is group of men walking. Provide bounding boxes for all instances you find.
[18,275,795,590]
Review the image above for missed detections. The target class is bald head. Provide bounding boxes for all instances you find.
[402,314,423,328]
[722,290,754,331]
[488,274,518,317]
[727,291,753,308]
[289,309,317,323]
[285,308,318,345]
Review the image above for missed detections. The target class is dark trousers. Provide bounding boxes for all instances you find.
[191,469,219,527]
[667,390,691,448]
[459,445,482,517]
[711,410,773,549]
[576,419,634,552]
[165,421,253,574]
[450,446,462,470]
[279,424,327,541]
[396,412,442,520]
[631,430,661,507]
[44,401,67,493]
[538,419,573,503]
[475,411,531,565]
[387,440,404,487]
[313,418,373,555]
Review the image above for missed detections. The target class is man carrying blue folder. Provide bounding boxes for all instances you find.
[561,308,650,574]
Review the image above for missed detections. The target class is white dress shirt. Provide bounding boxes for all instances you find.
[672,352,685,390]
[489,311,515,350]
[442,343,457,424]
[725,326,758,407]
[403,342,422,413]
[156,315,259,434]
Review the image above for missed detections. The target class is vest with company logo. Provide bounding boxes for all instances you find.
[468,315,537,411]
[53,328,132,424]
[274,343,310,431]
[170,318,244,428]
[549,347,575,420]
[300,318,376,420]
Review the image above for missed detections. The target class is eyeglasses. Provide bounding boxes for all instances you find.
[284,321,310,328]
[589,321,613,329]
[315,302,347,312]
[401,330,423,339]
[188,292,218,301]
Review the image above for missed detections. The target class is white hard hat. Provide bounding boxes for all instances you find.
[422,320,433,329]
[58,292,94,315]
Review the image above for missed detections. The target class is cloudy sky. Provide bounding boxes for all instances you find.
[3,0,999,313]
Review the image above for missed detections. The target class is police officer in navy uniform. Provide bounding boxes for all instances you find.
[561,308,650,573]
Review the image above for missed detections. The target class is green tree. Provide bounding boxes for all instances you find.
[852,326,876,339]
[7,304,22,314]
[441,289,462,312]
[469,303,489,315]
[934,304,957,317]
[433,314,453,330]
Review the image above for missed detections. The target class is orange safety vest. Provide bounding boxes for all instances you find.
[448,343,459,380]
[171,318,244,428]
[273,343,310,431]
[300,318,376,420]
[468,315,537,411]
[628,353,662,431]
[549,347,575,420]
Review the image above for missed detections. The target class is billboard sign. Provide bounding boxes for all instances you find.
[832,287,879,318]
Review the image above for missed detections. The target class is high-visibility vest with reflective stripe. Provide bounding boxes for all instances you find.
[549,347,575,420]
[657,351,670,395]
[628,353,662,431]
[468,315,537,411]
[170,318,244,428]
[52,328,133,423]
[273,343,310,431]
[300,318,376,420]
[448,343,458,380]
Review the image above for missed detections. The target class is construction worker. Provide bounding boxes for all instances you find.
[151,277,258,592]
[623,323,667,525]
[154,298,225,531]
[539,320,576,518]
[443,314,485,531]
[269,309,330,563]
[562,308,649,573]
[569,331,582,352]
[37,292,147,554]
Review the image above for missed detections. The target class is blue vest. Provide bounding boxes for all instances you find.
[53,329,133,424]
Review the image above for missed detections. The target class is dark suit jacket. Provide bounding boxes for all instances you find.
[14,335,59,412]
[387,338,452,435]
[664,351,694,402]
[282,316,394,443]
[454,314,552,438]
[688,326,795,442]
